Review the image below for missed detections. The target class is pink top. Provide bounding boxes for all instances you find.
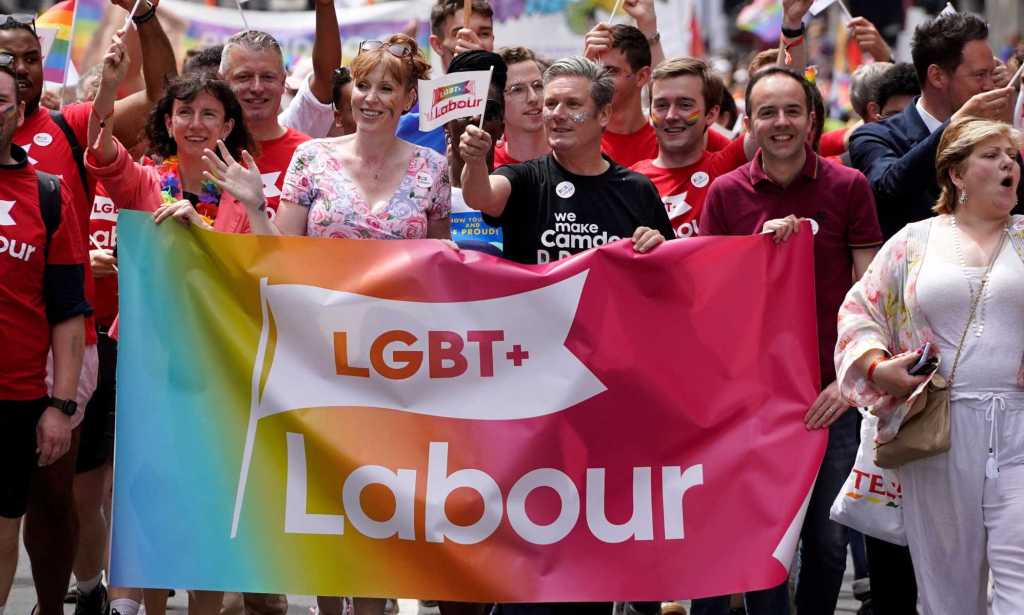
[84,140,252,338]
[84,139,249,232]
[281,139,451,240]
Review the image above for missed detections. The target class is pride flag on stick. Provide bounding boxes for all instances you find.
[417,69,493,131]
[37,0,78,88]
[736,0,782,44]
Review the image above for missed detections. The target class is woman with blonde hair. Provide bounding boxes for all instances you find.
[206,33,451,242]
[835,116,1024,614]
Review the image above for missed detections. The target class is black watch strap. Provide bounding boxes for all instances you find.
[781,23,806,38]
[48,396,77,416]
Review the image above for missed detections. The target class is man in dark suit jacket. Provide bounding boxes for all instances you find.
[850,11,1022,238]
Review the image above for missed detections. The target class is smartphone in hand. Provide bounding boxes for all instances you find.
[909,342,939,376]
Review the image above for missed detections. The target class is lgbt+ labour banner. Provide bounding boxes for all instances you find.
[111,211,825,601]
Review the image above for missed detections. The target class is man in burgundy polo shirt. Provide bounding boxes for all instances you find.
[695,66,883,615]
[0,60,89,615]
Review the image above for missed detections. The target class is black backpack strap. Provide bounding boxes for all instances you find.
[49,110,92,203]
[36,170,62,259]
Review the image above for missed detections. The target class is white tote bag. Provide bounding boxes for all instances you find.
[829,409,907,546]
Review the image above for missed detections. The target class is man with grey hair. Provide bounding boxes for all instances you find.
[461,60,668,613]
[460,55,672,270]
[849,61,893,123]
[218,30,311,215]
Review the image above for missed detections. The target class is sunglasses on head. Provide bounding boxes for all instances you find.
[358,40,413,59]
[0,14,36,35]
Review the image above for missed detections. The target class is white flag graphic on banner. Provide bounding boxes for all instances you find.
[230,270,606,536]
[418,70,493,132]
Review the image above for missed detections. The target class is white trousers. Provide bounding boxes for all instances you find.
[900,391,1024,615]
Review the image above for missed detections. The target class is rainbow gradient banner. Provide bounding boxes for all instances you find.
[111,211,825,601]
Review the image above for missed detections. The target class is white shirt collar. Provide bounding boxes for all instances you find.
[915,98,943,134]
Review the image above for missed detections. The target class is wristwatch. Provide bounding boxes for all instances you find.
[781,23,806,39]
[48,396,78,417]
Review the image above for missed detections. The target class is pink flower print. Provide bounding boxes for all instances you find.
[309,205,328,226]
[404,217,426,239]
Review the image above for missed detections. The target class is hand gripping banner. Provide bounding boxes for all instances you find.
[111,211,825,602]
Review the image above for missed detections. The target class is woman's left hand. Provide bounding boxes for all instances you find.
[202,141,266,212]
[153,200,211,229]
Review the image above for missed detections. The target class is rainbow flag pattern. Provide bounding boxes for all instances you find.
[110,211,826,600]
[736,0,782,44]
[37,0,76,84]
[70,0,106,70]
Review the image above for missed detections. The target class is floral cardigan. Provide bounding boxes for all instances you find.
[834,214,1024,442]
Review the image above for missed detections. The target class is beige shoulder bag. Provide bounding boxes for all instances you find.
[875,231,1006,469]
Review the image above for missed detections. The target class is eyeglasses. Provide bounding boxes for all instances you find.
[358,40,413,59]
[0,52,12,68]
[0,14,36,35]
[505,80,543,100]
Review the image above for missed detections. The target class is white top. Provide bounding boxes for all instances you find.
[278,72,335,139]
[917,235,1024,392]
[915,98,944,134]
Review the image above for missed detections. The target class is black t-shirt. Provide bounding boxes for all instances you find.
[488,154,674,264]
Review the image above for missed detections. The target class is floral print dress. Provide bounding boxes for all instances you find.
[834,214,1024,442]
[280,139,451,240]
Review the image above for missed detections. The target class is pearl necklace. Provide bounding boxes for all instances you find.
[949,215,1005,338]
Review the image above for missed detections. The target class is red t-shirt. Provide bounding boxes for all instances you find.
[630,136,747,238]
[1,149,87,399]
[256,127,311,214]
[493,140,520,169]
[88,183,118,328]
[698,145,884,384]
[601,122,658,168]
[14,103,98,344]
[705,128,732,153]
[819,127,848,158]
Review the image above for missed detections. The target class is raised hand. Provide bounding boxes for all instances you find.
[621,0,657,34]
[108,0,150,14]
[952,86,1015,123]
[101,27,131,88]
[847,17,892,63]
[454,28,484,54]
[781,0,813,29]
[202,141,266,212]
[459,124,492,165]
[583,23,613,60]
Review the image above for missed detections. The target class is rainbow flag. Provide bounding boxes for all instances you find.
[70,0,106,71]
[37,0,76,84]
[737,0,782,44]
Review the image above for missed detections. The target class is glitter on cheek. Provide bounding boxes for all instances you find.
[568,111,588,124]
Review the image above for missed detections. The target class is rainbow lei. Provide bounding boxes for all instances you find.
[157,156,221,221]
